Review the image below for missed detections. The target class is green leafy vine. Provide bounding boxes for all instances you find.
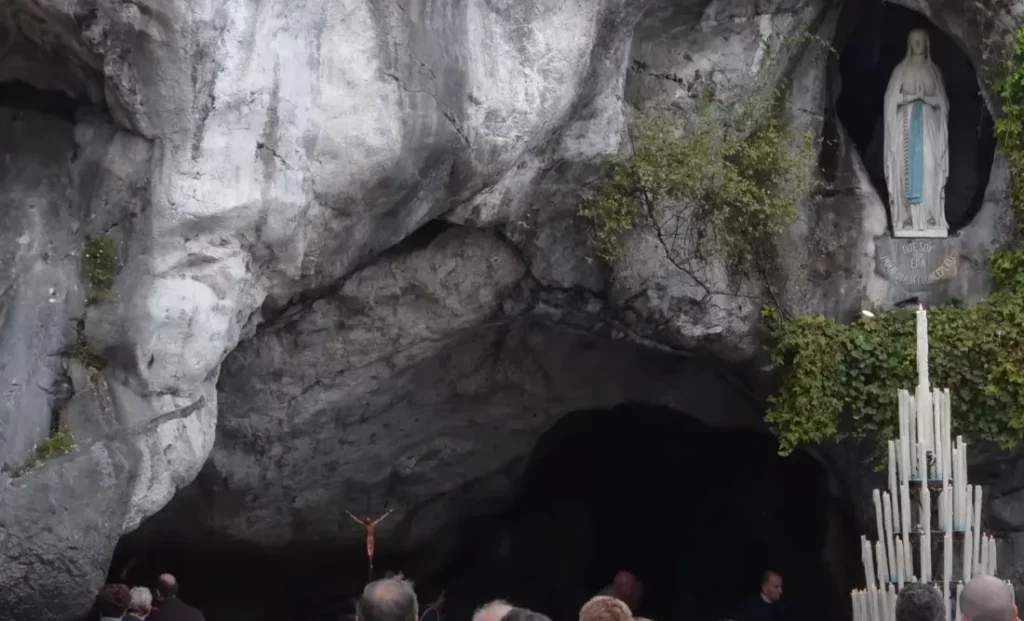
[578,34,823,281]
[764,24,1024,456]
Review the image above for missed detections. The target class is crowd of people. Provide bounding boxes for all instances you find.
[90,574,205,621]
[85,564,1017,621]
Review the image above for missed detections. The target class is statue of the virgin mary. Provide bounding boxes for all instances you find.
[883,28,949,238]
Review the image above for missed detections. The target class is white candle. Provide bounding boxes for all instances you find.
[945,483,952,533]
[889,440,897,490]
[889,441,900,531]
[974,486,984,564]
[960,441,968,524]
[943,578,951,621]
[920,390,933,477]
[956,582,964,621]
[990,537,998,575]
[865,536,877,588]
[852,591,859,621]
[952,446,961,528]
[944,531,953,591]
[884,493,897,579]
[923,486,932,582]
[877,540,889,585]
[919,440,928,493]
[899,393,909,481]
[938,485,947,531]
[933,391,943,480]
[963,522,974,582]
[901,391,913,481]
[868,587,880,621]
[896,537,906,589]
[925,489,933,586]
[909,393,918,479]
[875,490,886,539]
[901,483,913,569]
[980,534,990,576]
[943,390,952,483]
[918,305,929,390]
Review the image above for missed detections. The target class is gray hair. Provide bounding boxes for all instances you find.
[962,576,1016,621]
[128,586,153,615]
[895,583,945,621]
[503,608,551,621]
[473,600,514,621]
[357,575,418,621]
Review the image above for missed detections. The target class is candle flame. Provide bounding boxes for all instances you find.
[919,303,925,311]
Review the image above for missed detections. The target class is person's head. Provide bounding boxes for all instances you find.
[579,596,633,621]
[503,608,552,621]
[896,582,945,621]
[961,576,1017,621]
[95,583,132,619]
[611,570,643,610]
[128,587,153,618]
[357,575,419,621]
[908,29,929,57]
[760,571,783,603]
[473,600,514,621]
[155,574,179,600]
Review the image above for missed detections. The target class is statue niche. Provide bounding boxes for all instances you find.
[883,29,949,238]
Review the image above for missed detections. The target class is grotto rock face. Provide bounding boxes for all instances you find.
[0,0,1022,617]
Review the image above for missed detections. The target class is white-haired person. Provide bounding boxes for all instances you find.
[125,586,153,621]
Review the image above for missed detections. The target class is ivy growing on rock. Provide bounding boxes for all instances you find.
[764,25,1024,456]
[577,34,823,282]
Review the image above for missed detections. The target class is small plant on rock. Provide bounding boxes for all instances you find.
[84,235,116,303]
[68,334,106,370]
[9,412,75,477]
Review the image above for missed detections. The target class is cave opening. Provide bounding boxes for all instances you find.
[428,405,862,621]
[834,0,995,232]
[108,404,862,621]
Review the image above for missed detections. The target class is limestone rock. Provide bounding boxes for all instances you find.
[0,0,1022,617]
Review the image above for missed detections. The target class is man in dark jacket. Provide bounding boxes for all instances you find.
[150,574,205,621]
[735,571,784,621]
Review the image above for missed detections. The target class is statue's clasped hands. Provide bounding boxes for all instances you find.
[900,87,940,109]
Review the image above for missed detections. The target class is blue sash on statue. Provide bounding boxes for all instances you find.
[907,99,924,205]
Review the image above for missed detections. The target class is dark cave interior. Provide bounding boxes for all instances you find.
[109,406,862,621]
[834,0,995,232]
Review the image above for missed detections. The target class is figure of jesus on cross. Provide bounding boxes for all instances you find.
[347,508,393,579]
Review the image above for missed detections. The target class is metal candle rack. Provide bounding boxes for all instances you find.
[851,306,1011,621]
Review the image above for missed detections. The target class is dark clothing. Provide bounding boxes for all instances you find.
[420,607,442,621]
[150,598,205,621]
[735,595,783,621]
[125,616,146,621]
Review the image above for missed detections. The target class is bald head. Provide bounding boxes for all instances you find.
[962,576,1016,621]
[473,600,513,621]
[156,574,178,599]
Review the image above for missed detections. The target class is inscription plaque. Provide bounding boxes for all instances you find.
[874,236,960,289]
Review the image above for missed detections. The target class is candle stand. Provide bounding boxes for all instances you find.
[851,307,1012,621]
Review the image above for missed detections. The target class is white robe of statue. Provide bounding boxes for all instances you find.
[883,29,949,238]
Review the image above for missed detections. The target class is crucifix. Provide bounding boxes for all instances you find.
[347,509,393,579]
